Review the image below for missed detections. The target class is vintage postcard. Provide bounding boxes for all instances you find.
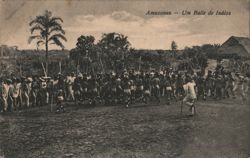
[0,0,249,158]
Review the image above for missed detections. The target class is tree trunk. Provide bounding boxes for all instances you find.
[41,62,47,76]
[59,61,62,74]
[45,36,48,77]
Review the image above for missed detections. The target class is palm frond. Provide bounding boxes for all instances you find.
[28,35,42,44]
[48,20,62,28]
[37,40,45,46]
[49,37,65,49]
[49,26,65,35]
[30,25,45,34]
[29,16,46,26]
[50,17,63,23]
[49,33,67,42]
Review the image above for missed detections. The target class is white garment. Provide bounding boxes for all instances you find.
[2,83,10,98]
[2,83,10,111]
[12,83,21,98]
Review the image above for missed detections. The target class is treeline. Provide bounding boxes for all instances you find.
[68,33,226,73]
[1,37,225,76]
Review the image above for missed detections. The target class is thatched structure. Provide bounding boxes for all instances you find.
[218,36,250,58]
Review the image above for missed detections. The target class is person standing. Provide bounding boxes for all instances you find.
[175,73,185,100]
[182,76,197,116]
[122,73,131,108]
[205,71,215,98]
[65,72,75,101]
[0,78,4,112]
[31,76,39,106]
[73,74,83,105]
[10,78,22,111]
[196,72,206,100]
[143,73,151,104]
[233,74,248,102]
[2,79,11,112]
[22,77,32,108]
[165,76,172,105]
[151,72,160,104]
[56,89,65,113]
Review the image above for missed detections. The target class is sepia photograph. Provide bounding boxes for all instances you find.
[0,0,249,157]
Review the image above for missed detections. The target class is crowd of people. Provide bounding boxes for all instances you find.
[0,66,249,115]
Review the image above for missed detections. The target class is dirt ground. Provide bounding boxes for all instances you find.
[0,97,249,158]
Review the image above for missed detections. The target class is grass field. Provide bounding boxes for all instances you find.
[0,97,249,158]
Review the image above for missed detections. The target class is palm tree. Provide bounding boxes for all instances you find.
[28,10,67,76]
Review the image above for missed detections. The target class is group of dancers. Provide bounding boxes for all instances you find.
[0,66,249,115]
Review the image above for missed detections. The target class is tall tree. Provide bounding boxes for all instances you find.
[28,10,67,76]
[70,35,97,73]
[76,35,96,59]
[98,32,130,71]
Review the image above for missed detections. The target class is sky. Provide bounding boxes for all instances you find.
[0,0,249,50]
